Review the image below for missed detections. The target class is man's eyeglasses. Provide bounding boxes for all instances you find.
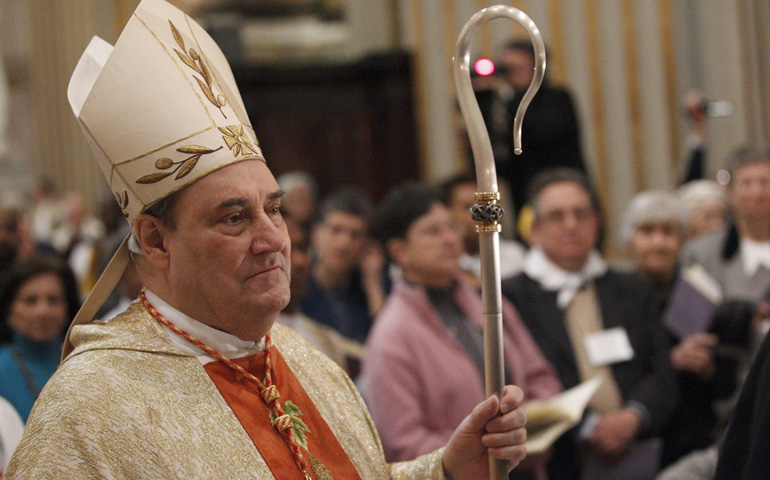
[538,207,593,225]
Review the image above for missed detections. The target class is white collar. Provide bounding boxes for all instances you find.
[740,238,770,277]
[523,247,608,309]
[144,289,265,358]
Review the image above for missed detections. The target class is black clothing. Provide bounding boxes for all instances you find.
[299,269,375,344]
[681,145,706,185]
[502,270,678,480]
[715,330,770,479]
[500,85,586,211]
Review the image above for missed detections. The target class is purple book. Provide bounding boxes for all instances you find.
[662,265,722,340]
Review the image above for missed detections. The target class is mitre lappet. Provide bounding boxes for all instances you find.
[63,0,264,358]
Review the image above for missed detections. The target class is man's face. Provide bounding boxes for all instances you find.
[391,202,463,288]
[499,48,535,92]
[162,160,290,340]
[729,162,770,221]
[447,182,480,254]
[312,211,368,274]
[631,221,682,281]
[530,181,599,272]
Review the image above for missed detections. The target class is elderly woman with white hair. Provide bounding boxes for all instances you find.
[677,180,729,239]
[622,190,737,468]
[621,190,688,306]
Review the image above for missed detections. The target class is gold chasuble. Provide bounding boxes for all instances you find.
[204,348,362,480]
[5,301,447,480]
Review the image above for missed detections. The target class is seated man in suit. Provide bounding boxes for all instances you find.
[502,168,678,480]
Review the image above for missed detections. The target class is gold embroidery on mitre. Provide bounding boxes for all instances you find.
[114,191,129,218]
[169,20,228,118]
[136,145,223,184]
[220,124,259,157]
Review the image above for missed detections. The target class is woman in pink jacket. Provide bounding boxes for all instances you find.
[364,182,562,480]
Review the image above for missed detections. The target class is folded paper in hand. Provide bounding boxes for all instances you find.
[523,376,602,454]
[663,264,723,339]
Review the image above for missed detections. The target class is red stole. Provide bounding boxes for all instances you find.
[204,346,362,480]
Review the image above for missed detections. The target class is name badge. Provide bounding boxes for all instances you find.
[583,327,634,367]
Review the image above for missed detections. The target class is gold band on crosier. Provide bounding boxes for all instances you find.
[475,223,502,233]
[473,191,503,233]
[474,191,500,203]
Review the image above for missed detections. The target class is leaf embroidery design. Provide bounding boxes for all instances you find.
[114,191,129,217]
[220,124,259,157]
[269,400,310,449]
[136,145,223,184]
[170,21,228,118]
[268,400,333,477]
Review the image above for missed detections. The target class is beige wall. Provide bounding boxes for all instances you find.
[2,0,768,255]
[398,0,770,255]
[1,0,139,204]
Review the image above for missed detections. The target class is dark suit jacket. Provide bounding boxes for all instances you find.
[715,330,770,480]
[502,269,678,480]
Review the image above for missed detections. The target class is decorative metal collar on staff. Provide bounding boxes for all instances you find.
[453,5,546,480]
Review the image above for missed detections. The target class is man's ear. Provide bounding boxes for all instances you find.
[528,219,542,247]
[133,214,170,269]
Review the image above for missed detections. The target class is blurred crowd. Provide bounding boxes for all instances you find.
[3,142,764,479]
[0,41,766,480]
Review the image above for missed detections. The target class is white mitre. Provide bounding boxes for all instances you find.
[63,0,264,358]
[68,0,263,222]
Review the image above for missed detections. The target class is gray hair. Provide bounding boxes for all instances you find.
[127,233,143,255]
[276,171,318,197]
[676,180,728,220]
[126,193,180,256]
[620,190,687,246]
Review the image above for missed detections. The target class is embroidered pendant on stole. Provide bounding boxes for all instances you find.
[269,401,333,479]
[310,454,334,480]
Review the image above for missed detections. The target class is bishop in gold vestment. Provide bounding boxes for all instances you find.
[6,1,529,478]
[6,301,446,479]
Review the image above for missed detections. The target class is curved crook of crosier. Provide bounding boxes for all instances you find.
[453,5,546,193]
[452,6,546,480]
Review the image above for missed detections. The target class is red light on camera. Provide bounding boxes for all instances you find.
[474,58,495,76]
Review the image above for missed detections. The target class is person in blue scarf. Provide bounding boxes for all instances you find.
[0,254,80,422]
